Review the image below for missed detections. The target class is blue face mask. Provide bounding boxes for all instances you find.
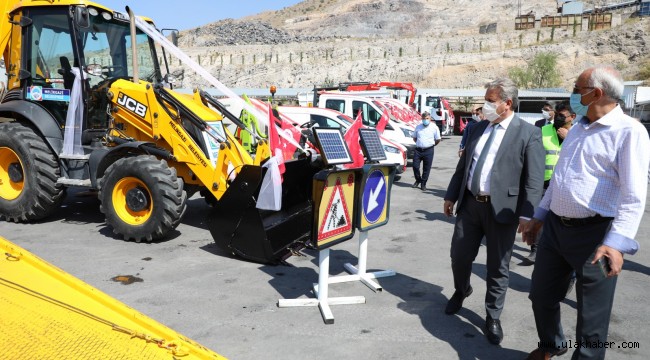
[422,119,430,126]
[569,89,594,116]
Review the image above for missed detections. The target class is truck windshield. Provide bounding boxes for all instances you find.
[80,7,159,87]
[425,96,441,108]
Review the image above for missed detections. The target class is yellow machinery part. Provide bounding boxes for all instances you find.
[0,236,227,360]
[112,176,153,225]
[0,146,24,200]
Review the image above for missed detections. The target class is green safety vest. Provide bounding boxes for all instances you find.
[238,109,266,153]
[541,124,561,181]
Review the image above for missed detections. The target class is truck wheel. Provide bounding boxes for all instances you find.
[0,122,64,222]
[99,155,186,242]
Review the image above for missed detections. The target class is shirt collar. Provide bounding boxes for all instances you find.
[579,105,622,127]
[492,112,514,130]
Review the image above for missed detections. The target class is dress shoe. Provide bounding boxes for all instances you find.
[444,285,473,314]
[521,247,537,266]
[485,316,503,345]
[420,183,427,191]
[412,181,420,188]
[524,347,568,359]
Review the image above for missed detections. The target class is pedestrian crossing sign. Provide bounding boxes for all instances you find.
[312,169,357,250]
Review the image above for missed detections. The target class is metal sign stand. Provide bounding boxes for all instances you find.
[329,230,396,292]
[278,248,365,324]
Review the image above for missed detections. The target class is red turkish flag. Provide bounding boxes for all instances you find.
[376,108,389,134]
[343,110,365,169]
[267,104,286,177]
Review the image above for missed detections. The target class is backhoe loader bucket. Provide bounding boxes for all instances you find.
[208,158,319,264]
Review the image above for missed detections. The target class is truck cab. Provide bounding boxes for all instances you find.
[414,93,455,136]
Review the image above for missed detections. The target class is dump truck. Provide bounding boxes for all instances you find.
[0,0,320,264]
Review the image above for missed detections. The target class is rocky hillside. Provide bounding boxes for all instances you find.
[172,0,649,90]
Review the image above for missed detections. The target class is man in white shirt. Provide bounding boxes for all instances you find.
[522,65,650,360]
[411,111,441,191]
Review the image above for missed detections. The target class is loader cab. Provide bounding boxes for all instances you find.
[19,5,163,142]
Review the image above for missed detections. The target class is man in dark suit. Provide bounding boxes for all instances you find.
[534,102,555,128]
[442,77,545,345]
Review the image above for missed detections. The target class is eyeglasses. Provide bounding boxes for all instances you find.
[572,85,595,94]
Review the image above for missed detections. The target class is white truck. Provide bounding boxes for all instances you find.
[315,92,417,159]
[278,106,407,177]
[414,93,455,136]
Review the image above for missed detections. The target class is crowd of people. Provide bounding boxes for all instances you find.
[416,65,649,360]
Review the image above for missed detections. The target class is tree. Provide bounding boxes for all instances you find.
[508,52,561,89]
[456,96,474,111]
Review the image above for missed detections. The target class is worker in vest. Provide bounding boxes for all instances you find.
[523,102,574,265]
[237,106,267,153]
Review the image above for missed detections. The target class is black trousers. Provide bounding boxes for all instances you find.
[412,146,434,184]
[529,212,616,360]
[450,193,519,319]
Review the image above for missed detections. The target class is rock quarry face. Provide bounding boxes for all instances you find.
[169,0,649,90]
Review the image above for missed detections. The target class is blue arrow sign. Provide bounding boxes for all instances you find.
[362,169,387,224]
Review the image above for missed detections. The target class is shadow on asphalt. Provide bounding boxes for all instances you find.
[380,272,529,359]
[622,259,650,276]
[262,246,528,359]
[414,209,455,224]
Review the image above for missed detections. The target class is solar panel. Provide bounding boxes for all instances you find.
[358,128,387,162]
[312,127,353,166]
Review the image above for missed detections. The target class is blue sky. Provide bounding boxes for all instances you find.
[99,1,304,30]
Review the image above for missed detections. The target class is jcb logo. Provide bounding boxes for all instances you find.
[117,92,147,118]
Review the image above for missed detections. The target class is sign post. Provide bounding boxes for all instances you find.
[329,165,396,292]
[278,169,364,324]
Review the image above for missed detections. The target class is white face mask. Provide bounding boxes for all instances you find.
[482,101,504,122]
[541,110,552,120]
[471,114,480,122]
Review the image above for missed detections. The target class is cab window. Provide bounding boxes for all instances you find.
[27,9,73,89]
[324,99,345,113]
[426,96,441,108]
[310,114,341,129]
[352,100,382,127]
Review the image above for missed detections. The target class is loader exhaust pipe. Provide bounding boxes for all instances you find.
[125,6,139,84]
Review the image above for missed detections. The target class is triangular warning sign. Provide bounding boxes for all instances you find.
[318,177,352,242]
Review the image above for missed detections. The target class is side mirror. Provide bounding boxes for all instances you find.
[162,29,180,46]
[74,6,90,28]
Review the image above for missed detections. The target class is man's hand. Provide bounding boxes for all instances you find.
[443,200,455,217]
[557,127,569,139]
[592,245,624,277]
[457,149,464,157]
[520,218,543,245]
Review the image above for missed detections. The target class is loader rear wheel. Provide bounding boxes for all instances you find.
[99,155,186,242]
[0,122,64,222]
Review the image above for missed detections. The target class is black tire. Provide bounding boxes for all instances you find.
[98,155,186,242]
[0,122,65,222]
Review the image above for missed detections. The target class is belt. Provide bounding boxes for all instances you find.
[466,189,490,203]
[416,145,434,151]
[552,212,613,227]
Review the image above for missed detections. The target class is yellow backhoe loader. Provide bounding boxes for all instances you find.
[0,1,319,264]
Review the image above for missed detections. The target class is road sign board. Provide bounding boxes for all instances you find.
[313,170,357,249]
[356,165,394,231]
[362,169,386,224]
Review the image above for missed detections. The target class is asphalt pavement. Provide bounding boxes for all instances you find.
[2,134,649,360]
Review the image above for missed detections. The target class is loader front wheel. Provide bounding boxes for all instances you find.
[0,122,64,222]
[99,155,186,242]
